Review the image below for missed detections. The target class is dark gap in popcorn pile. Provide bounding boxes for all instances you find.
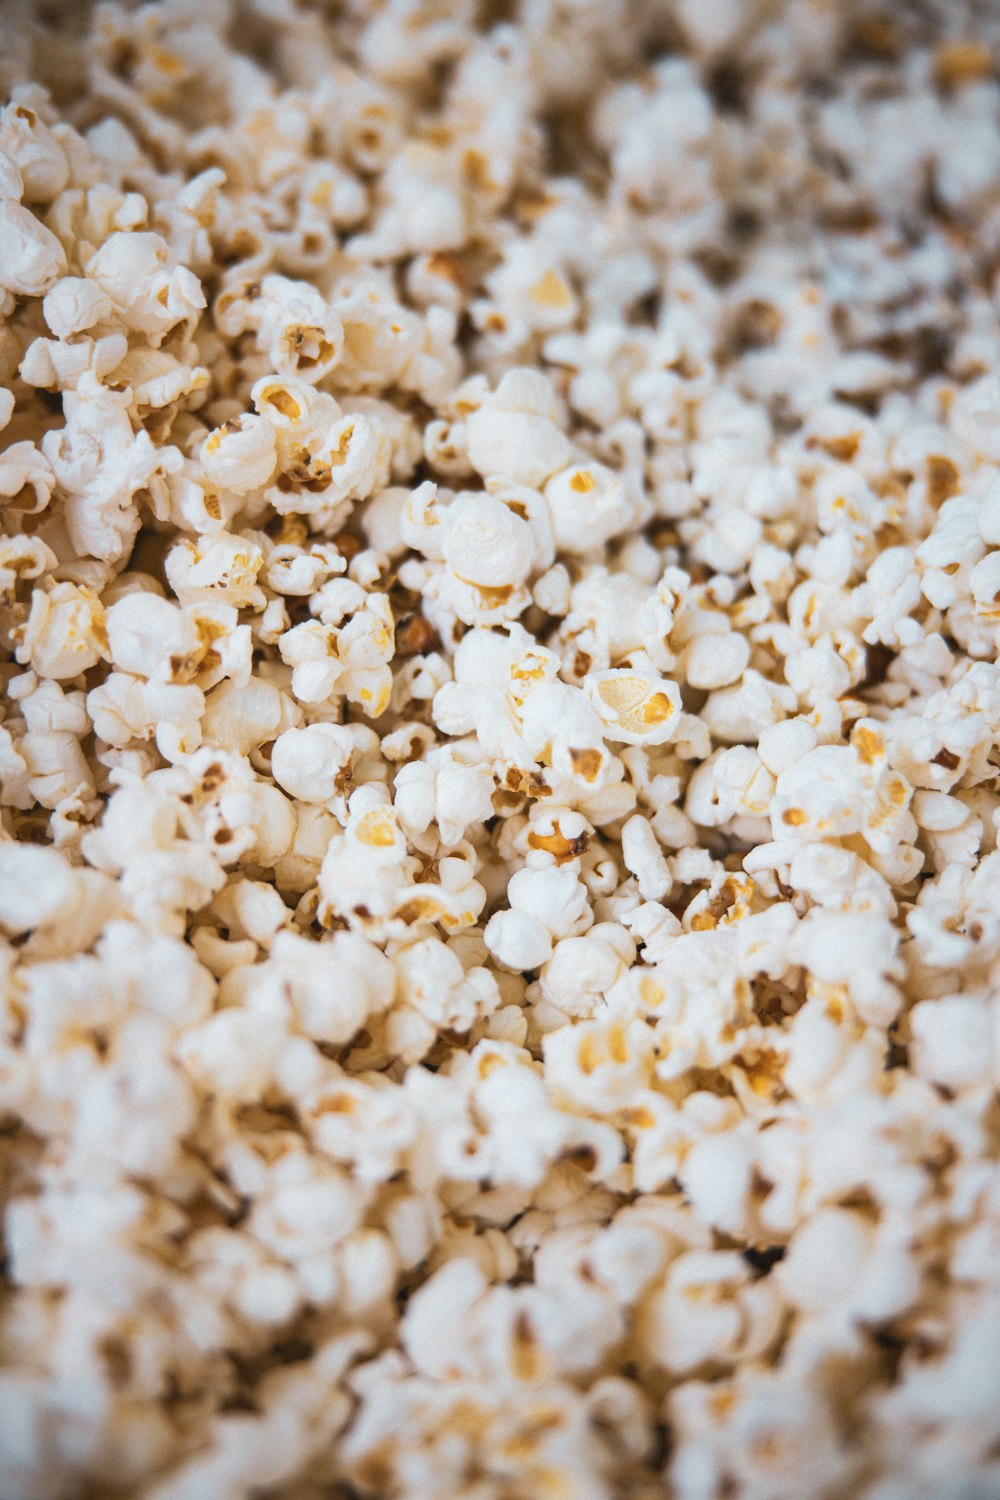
[0,0,999,1496]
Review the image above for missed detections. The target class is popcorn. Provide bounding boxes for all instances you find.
[0,101,69,203]
[245,273,344,384]
[317,787,485,937]
[484,905,553,971]
[683,628,751,690]
[543,1014,655,1111]
[42,376,181,563]
[393,934,499,1040]
[686,746,776,831]
[669,1367,857,1500]
[164,532,265,611]
[486,861,593,973]
[393,742,495,846]
[19,326,130,395]
[908,994,999,1092]
[538,923,635,1020]
[21,721,95,808]
[1,4,999,1496]
[640,1248,783,1375]
[0,194,67,298]
[106,592,250,694]
[85,231,205,344]
[42,277,113,340]
[235,927,394,1048]
[620,813,671,900]
[544,461,638,554]
[18,581,107,680]
[270,410,381,519]
[335,278,453,399]
[0,842,79,934]
[440,489,537,588]
[278,585,393,712]
[199,414,277,495]
[776,1206,919,1328]
[584,668,681,746]
[270,721,357,805]
[200,676,299,757]
[465,368,573,487]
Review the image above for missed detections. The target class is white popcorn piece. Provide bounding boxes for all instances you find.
[909,994,998,1091]
[0,197,67,297]
[484,906,554,971]
[278,587,393,713]
[0,102,69,203]
[538,923,635,1021]
[165,532,265,610]
[20,326,130,394]
[269,411,381,518]
[0,843,80,934]
[235,927,394,1047]
[544,462,638,554]
[669,1366,857,1500]
[683,629,750,690]
[318,788,485,937]
[86,231,206,343]
[440,489,537,588]
[640,1248,782,1375]
[543,1015,655,1112]
[42,277,113,340]
[201,676,300,757]
[270,721,357,805]
[402,1258,488,1378]
[777,1206,919,1329]
[394,936,499,1035]
[200,414,277,495]
[18,581,107,680]
[620,814,671,900]
[105,591,185,678]
[393,743,495,847]
[42,376,181,563]
[466,368,573,486]
[250,273,344,384]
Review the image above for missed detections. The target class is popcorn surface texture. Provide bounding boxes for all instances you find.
[1,1,1000,1496]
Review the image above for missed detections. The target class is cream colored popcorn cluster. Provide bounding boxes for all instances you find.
[1,1,1000,1496]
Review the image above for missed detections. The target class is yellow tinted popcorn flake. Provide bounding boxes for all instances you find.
[356,807,398,848]
[586,668,682,744]
[528,269,574,310]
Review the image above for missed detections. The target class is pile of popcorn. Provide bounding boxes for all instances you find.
[2,0,1000,1495]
